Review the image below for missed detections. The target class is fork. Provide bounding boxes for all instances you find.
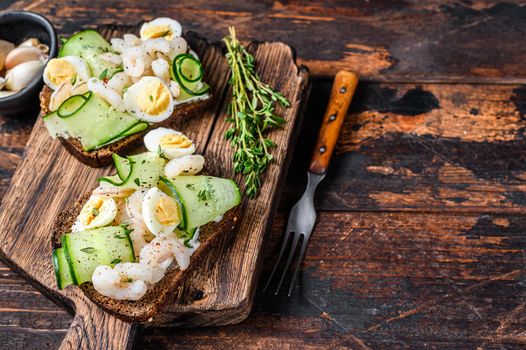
[263,70,359,296]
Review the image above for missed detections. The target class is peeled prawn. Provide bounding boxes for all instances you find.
[164,154,204,177]
[92,265,147,301]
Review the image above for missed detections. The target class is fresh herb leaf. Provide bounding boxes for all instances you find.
[159,30,171,37]
[134,178,141,187]
[157,145,169,160]
[149,95,153,102]
[91,207,99,217]
[197,188,215,202]
[99,68,108,80]
[70,75,77,85]
[183,238,193,248]
[223,27,290,198]
[185,184,195,191]
[80,247,96,254]
[110,258,122,265]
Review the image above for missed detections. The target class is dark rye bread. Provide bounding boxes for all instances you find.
[40,86,211,167]
[52,192,241,323]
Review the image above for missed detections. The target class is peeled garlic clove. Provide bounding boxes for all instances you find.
[37,44,49,54]
[5,60,44,91]
[0,39,15,71]
[0,90,17,98]
[19,38,40,48]
[5,46,44,70]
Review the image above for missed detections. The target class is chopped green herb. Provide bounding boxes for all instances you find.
[185,184,196,191]
[70,75,77,85]
[91,207,99,217]
[157,145,169,160]
[134,178,141,187]
[183,238,193,249]
[110,258,122,265]
[149,95,153,102]
[99,68,108,80]
[197,188,215,202]
[159,30,171,37]
[80,247,96,254]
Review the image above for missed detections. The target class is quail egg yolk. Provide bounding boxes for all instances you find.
[159,133,193,150]
[80,197,104,226]
[141,25,174,41]
[154,196,180,226]
[137,80,171,116]
[46,58,77,88]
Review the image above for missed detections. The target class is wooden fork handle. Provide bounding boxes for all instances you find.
[309,71,359,174]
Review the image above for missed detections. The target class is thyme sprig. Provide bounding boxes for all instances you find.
[223,27,290,198]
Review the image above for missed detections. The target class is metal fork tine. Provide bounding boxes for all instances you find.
[287,235,308,296]
[263,230,293,292]
[274,233,301,295]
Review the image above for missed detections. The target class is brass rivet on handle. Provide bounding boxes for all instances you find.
[320,146,326,153]
[329,114,336,121]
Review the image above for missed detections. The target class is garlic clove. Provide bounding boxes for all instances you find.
[5,60,44,91]
[5,46,44,70]
[0,90,17,98]
[37,44,49,54]
[19,38,41,48]
[0,39,15,72]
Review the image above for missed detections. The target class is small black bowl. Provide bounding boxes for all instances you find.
[0,11,57,117]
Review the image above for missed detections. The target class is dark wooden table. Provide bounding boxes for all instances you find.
[1,1,525,349]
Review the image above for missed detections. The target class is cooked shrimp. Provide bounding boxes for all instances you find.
[114,262,164,283]
[92,182,134,199]
[98,52,122,65]
[107,72,130,95]
[164,155,204,177]
[122,47,146,78]
[87,78,125,111]
[169,81,180,98]
[139,232,176,267]
[168,37,188,60]
[151,58,170,82]
[92,265,147,301]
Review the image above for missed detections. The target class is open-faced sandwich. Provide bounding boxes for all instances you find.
[41,18,211,167]
[52,127,241,321]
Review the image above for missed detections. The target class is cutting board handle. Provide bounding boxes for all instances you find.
[309,70,358,174]
[60,293,138,350]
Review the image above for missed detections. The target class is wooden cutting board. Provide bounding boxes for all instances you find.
[0,24,309,349]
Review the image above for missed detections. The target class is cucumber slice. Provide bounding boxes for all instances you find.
[43,92,147,151]
[174,54,203,83]
[57,93,90,118]
[52,247,75,290]
[171,54,210,98]
[62,226,135,285]
[99,152,165,189]
[59,30,122,79]
[159,176,240,229]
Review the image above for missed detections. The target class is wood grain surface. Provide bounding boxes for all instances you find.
[0,0,525,349]
[5,0,526,82]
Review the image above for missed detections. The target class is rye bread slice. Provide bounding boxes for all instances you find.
[52,192,241,323]
[40,86,211,167]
